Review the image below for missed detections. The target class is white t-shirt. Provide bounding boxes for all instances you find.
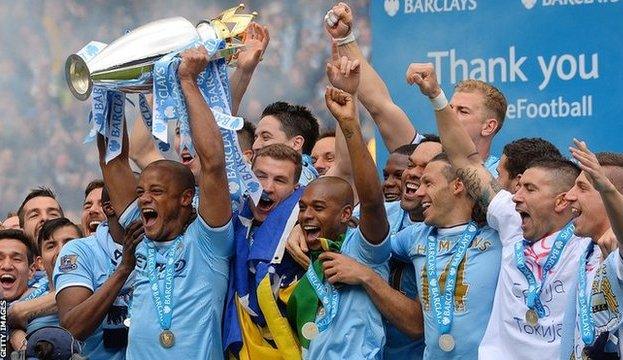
[478,190,591,360]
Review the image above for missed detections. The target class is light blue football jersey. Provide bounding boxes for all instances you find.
[119,201,234,360]
[383,201,425,360]
[392,223,501,359]
[304,226,391,360]
[299,154,319,186]
[23,277,59,335]
[485,155,500,178]
[53,223,132,360]
[560,248,623,359]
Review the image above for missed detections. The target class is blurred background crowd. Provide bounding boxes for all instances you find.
[0,0,372,219]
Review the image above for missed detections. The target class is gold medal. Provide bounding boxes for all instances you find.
[525,309,539,326]
[159,330,175,348]
[301,322,319,341]
[438,334,455,352]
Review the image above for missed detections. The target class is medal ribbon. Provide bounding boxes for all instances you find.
[577,242,595,345]
[146,237,182,332]
[514,222,575,318]
[305,255,339,332]
[23,282,49,302]
[287,235,344,349]
[426,221,479,335]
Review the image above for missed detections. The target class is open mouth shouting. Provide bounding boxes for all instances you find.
[402,181,419,200]
[141,208,159,229]
[88,220,102,232]
[256,192,276,214]
[421,201,432,216]
[0,273,17,292]
[180,150,195,167]
[516,207,532,232]
[383,190,401,202]
[301,224,322,249]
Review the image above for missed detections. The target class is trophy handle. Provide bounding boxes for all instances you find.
[66,54,93,101]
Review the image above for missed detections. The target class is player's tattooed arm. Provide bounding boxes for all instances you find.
[456,166,502,211]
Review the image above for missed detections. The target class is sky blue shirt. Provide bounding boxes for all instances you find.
[304,226,391,360]
[119,201,234,360]
[560,249,623,359]
[23,277,59,335]
[53,223,132,360]
[392,223,501,359]
[382,201,424,360]
[299,154,319,186]
[485,155,499,178]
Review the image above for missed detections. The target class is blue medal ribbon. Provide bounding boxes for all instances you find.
[577,242,595,345]
[146,237,182,332]
[305,263,340,331]
[22,282,49,302]
[514,222,575,318]
[426,221,479,335]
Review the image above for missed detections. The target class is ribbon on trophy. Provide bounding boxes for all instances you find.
[75,38,262,208]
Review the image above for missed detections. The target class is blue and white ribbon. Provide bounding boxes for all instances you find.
[514,222,574,318]
[426,222,479,335]
[22,282,49,302]
[306,263,340,331]
[76,41,108,144]
[577,242,595,345]
[138,94,170,152]
[104,91,126,164]
[146,237,182,333]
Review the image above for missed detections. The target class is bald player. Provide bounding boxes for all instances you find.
[100,46,234,359]
[287,86,390,359]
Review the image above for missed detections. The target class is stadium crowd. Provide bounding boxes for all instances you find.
[1,2,623,360]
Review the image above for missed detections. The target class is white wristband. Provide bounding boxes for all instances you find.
[335,32,356,46]
[430,89,448,111]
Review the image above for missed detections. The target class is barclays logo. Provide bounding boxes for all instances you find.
[385,0,400,16]
[522,0,619,9]
[522,0,537,9]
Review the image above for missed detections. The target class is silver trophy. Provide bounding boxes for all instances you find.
[66,4,257,101]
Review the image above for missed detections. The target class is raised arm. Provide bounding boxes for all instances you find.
[128,95,165,170]
[407,63,501,210]
[570,139,623,258]
[97,112,138,216]
[178,47,231,227]
[57,221,143,340]
[229,22,269,116]
[325,86,388,244]
[8,292,57,331]
[325,2,416,151]
[325,44,359,190]
[319,252,423,338]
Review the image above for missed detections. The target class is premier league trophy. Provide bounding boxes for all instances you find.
[64,3,264,214]
[65,4,257,100]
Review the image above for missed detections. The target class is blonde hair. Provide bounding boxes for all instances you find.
[455,80,507,133]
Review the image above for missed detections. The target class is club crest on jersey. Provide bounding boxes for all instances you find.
[59,255,78,272]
